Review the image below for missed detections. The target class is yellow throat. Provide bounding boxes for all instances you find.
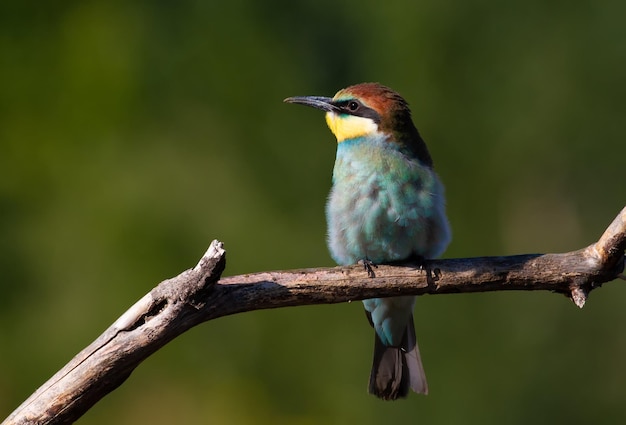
[325,112,379,143]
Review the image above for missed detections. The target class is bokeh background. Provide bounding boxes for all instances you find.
[1,1,625,423]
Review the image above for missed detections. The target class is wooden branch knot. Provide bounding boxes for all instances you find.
[569,284,589,309]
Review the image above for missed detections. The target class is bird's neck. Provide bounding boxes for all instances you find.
[336,132,432,166]
[333,135,414,184]
[389,126,433,168]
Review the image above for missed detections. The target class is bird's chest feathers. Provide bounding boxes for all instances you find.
[327,140,436,264]
[332,141,420,199]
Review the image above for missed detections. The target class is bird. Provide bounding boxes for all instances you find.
[284,83,451,400]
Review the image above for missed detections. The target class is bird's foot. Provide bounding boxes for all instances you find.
[429,267,442,284]
[408,255,441,285]
[358,258,378,278]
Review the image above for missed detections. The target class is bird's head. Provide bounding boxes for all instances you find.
[285,82,432,166]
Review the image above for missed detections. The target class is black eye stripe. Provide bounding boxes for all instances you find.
[334,99,381,123]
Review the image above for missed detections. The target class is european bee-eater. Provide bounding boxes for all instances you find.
[285,83,451,400]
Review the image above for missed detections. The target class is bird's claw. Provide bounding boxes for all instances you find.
[358,258,378,278]
[429,267,442,284]
[411,255,441,285]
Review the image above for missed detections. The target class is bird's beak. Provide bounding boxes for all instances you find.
[283,96,339,113]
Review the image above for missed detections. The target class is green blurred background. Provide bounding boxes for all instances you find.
[1,0,625,423]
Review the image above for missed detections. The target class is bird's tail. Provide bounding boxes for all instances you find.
[368,314,428,400]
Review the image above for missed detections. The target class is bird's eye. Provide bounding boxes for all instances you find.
[347,101,359,111]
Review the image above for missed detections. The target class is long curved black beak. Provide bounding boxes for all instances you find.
[283,96,339,113]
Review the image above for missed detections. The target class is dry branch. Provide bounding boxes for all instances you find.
[4,207,625,425]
